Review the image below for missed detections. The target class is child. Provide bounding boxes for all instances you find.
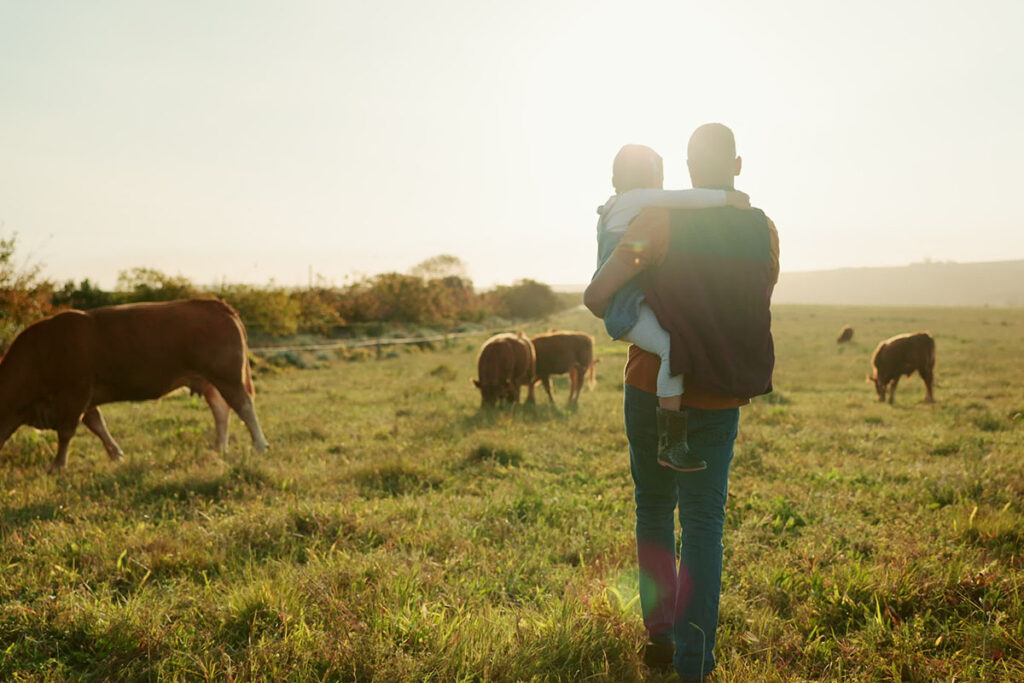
[592,144,749,472]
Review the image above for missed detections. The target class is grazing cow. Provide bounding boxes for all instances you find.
[867,331,935,404]
[837,325,854,343]
[0,299,269,473]
[472,332,535,408]
[530,331,596,406]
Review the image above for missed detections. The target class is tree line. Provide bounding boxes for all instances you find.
[0,239,570,348]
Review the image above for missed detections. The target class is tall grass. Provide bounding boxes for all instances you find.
[1,304,1023,680]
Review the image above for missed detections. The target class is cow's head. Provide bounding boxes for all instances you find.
[866,373,887,402]
[473,379,503,408]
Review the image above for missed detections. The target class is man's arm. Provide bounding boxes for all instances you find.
[584,207,669,318]
[614,189,749,222]
[583,253,643,318]
[766,217,780,292]
[645,188,749,210]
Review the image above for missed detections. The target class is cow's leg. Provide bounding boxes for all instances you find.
[211,382,269,452]
[568,366,581,406]
[888,377,900,405]
[200,383,232,451]
[541,377,554,403]
[47,422,79,474]
[920,368,935,403]
[82,408,124,462]
[525,380,535,404]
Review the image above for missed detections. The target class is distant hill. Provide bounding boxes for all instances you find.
[772,260,1024,307]
[557,259,1024,306]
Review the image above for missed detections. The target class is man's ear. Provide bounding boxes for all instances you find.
[734,155,742,177]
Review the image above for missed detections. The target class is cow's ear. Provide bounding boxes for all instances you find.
[865,375,875,383]
[472,379,480,388]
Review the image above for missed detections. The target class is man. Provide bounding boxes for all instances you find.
[584,123,779,680]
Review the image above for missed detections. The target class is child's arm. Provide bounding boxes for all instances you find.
[622,187,753,210]
[584,252,642,318]
[634,188,750,210]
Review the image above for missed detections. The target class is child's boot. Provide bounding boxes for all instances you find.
[656,407,706,472]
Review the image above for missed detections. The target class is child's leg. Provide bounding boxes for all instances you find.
[623,304,704,473]
[621,304,684,403]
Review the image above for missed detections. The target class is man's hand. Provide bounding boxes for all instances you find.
[725,190,751,209]
[584,253,643,318]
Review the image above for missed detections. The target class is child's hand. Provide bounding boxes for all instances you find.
[726,190,751,209]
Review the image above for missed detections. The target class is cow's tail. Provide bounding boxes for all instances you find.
[220,298,256,397]
[585,357,597,389]
[216,298,248,343]
[242,358,255,397]
[925,334,937,372]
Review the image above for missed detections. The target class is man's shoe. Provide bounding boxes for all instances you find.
[656,407,706,472]
[642,639,674,671]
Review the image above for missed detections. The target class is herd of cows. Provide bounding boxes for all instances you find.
[0,299,936,473]
[471,330,596,408]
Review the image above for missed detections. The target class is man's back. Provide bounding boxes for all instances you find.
[615,204,779,399]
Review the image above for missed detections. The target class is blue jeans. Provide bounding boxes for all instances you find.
[623,384,739,679]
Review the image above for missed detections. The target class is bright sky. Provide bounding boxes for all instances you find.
[2,1,1023,290]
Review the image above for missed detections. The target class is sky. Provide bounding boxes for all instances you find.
[2,0,1023,290]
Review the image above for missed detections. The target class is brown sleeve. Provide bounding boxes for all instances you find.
[610,207,670,270]
[765,216,780,286]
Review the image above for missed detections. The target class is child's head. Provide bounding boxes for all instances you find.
[612,144,664,194]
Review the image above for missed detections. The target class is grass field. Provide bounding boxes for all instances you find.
[2,304,1024,681]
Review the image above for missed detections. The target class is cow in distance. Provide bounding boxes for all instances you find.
[867,331,935,404]
[0,299,269,473]
[837,325,854,343]
[472,332,536,408]
[530,331,595,407]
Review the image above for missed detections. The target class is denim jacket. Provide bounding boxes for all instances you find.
[594,198,644,340]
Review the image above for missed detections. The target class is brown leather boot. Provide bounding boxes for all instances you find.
[656,407,706,472]
[642,639,674,671]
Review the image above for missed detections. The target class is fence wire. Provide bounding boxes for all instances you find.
[248,329,491,355]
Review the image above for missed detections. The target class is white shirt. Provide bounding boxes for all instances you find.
[600,188,728,234]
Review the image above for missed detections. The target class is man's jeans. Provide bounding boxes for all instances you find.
[624,384,739,679]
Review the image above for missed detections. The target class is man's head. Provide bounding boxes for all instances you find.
[687,123,741,189]
[612,144,664,194]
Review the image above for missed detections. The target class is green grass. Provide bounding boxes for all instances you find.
[2,304,1024,681]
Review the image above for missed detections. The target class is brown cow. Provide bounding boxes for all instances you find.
[472,332,535,408]
[530,331,595,406]
[868,331,935,404]
[837,325,854,343]
[0,299,269,473]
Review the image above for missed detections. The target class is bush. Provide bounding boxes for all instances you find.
[339,272,468,326]
[52,278,121,310]
[117,268,199,302]
[485,279,563,320]
[291,288,344,335]
[215,284,301,337]
[0,235,55,350]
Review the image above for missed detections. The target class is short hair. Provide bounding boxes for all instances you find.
[612,144,663,193]
[687,123,736,171]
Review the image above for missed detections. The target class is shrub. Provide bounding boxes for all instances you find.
[486,279,563,320]
[215,284,300,337]
[117,267,199,302]
[291,288,344,334]
[340,272,460,326]
[52,278,121,310]
[0,234,55,349]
